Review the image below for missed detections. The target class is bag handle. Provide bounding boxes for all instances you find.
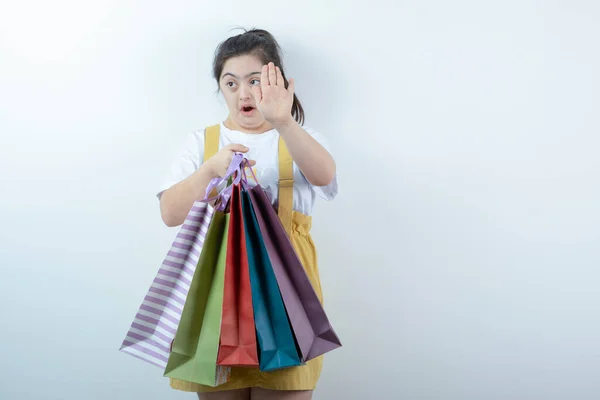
[202,152,245,208]
[202,124,294,237]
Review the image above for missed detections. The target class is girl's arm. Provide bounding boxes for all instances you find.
[253,62,336,187]
[159,144,254,227]
[273,118,336,187]
[159,163,214,227]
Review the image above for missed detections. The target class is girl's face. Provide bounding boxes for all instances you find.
[219,54,271,133]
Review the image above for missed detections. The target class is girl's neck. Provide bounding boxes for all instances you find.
[223,116,274,134]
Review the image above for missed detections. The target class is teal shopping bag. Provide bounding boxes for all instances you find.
[241,189,302,371]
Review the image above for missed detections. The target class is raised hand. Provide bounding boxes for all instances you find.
[252,62,295,127]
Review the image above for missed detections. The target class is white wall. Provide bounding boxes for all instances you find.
[1,1,599,399]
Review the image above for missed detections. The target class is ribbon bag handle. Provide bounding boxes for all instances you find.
[240,159,259,190]
[201,152,246,211]
[203,152,245,200]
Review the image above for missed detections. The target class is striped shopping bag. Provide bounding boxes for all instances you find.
[119,201,215,368]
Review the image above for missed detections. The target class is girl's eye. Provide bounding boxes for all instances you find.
[250,79,260,86]
[227,81,237,88]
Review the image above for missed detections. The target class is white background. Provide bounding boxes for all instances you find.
[1,1,599,399]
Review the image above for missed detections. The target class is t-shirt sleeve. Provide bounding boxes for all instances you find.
[302,127,339,201]
[156,131,204,199]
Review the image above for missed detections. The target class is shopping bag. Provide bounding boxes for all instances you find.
[248,186,342,361]
[217,183,259,367]
[241,188,302,372]
[119,201,214,368]
[163,211,231,386]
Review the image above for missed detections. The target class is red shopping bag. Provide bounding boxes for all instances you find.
[216,183,259,367]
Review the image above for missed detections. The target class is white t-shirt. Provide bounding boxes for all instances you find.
[157,122,338,216]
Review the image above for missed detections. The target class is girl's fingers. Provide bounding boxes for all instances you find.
[276,66,284,88]
[226,143,248,152]
[268,62,277,86]
[251,85,262,101]
[261,64,269,88]
[287,77,295,94]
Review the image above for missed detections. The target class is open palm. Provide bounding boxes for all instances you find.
[252,62,295,126]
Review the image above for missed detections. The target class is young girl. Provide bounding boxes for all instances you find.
[156,28,338,400]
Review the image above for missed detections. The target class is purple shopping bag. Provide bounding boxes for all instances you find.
[119,201,215,368]
[247,184,342,362]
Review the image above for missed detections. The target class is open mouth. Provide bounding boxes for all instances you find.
[241,105,255,115]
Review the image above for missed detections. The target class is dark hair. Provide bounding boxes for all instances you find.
[212,28,305,125]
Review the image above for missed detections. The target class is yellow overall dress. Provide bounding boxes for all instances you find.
[170,124,325,393]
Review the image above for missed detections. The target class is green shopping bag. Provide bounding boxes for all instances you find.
[163,211,231,386]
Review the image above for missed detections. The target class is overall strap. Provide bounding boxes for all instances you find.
[204,124,220,160]
[278,135,294,237]
[204,124,220,198]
